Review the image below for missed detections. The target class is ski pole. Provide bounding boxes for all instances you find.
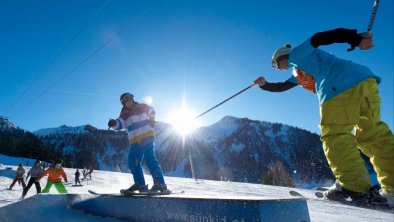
[194,83,256,120]
[348,0,380,51]
[367,0,380,34]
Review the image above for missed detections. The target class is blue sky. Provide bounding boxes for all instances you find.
[1,0,393,134]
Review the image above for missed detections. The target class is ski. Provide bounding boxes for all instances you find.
[88,189,184,197]
[289,190,303,197]
[289,190,393,212]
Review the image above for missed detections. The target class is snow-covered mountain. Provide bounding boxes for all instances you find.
[24,116,334,189]
[34,124,94,137]
[0,116,18,131]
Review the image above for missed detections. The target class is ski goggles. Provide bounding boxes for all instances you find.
[272,58,279,69]
[121,93,134,103]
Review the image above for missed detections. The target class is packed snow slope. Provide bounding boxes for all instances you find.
[0,162,393,221]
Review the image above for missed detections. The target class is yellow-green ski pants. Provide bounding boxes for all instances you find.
[41,181,67,193]
[319,78,394,193]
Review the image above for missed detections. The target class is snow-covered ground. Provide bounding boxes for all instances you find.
[0,156,393,222]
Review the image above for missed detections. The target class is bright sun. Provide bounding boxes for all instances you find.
[168,106,199,136]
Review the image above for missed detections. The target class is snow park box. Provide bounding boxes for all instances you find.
[68,193,310,222]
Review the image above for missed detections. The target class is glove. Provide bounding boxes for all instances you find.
[149,118,155,127]
[108,119,117,128]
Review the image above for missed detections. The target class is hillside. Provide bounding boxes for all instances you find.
[0,159,393,222]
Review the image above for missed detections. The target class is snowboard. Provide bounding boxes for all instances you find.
[88,189,184,197]
[289,190,393,212]
[71,184,84,187]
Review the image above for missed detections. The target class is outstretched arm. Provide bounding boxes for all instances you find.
[310,28,373,51]
[37,169,50,180]
[254,76,297,92]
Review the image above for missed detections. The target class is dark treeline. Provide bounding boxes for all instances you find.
[0,128,61,163]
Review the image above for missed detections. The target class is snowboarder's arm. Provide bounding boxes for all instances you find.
[310,28,363,49]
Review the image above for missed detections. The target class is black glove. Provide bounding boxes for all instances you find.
[108,119,117,128]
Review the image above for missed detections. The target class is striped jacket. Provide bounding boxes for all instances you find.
[115,103,156,145]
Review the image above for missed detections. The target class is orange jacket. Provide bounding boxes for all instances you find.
[294,69,316,93]
[38,167,67,182]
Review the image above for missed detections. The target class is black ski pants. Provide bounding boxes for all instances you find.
[22,177,41,196]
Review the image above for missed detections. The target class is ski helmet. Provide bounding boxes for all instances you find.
[120,93,134,105]
[54,159,63,165]
[272,44,291,69]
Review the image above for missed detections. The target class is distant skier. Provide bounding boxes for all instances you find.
[38,159,68,193]
[7,163,26,190]
[82,167,88,180]
[88,166,94,180]
[254,28,393,207]
[108,93,168,193]
[21,160,43,198]
[74,169,82,185]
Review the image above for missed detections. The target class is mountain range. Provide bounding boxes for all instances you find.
[0,115,335,188]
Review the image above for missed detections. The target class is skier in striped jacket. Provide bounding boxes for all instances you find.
[108,93,168,194]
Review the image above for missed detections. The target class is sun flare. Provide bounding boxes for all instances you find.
[168,106,199,136]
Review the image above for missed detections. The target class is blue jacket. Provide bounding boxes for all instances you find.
[288,38,380,104]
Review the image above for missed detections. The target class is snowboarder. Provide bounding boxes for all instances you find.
[7,163,26,190]
[38,159,68,193]
[74,169,82,185]
[21,160,43,198]
[254,28,393,207]
[107,92,168,193]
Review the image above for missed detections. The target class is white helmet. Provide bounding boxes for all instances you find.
[272,44,291,69]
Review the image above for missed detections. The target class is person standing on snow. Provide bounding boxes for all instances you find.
[8,164,26,190]
[21,160,43,198]
[82,166,88,180]
[7,163,26,190]
[38,159,68,193]
[88,166,94,180]
[74,169,82,185]
[107,93,168,193]
[254,28,394,207]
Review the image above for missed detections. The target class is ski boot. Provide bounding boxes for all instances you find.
[120,184,148,194]
[324,182,388,206]
[379,189,394,208]
[149,183,170,194]
[324,181,357,200]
